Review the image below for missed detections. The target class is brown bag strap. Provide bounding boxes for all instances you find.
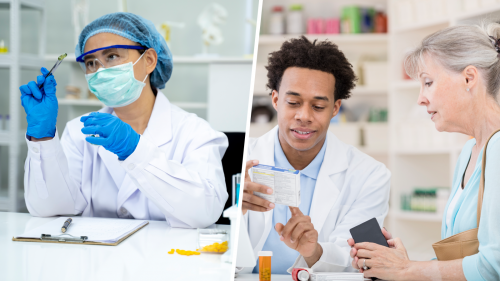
[478,129,500,226]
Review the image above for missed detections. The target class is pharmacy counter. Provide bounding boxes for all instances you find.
[236,274,290,280]
[235,273,373,281]
[0,212,232,281]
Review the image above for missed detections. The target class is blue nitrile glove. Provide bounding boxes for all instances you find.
[80,112,140,160]
[19,67,58,139]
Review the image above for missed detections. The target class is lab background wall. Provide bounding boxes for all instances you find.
[250,0,500,261]
[0,0,258,213]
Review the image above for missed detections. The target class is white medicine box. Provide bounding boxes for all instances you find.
[251,164,301,207]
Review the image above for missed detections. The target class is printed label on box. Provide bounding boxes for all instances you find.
[251,164,301,207]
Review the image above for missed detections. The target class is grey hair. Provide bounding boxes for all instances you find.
[404,22,500,97]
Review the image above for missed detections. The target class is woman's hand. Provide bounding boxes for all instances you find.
[20,67,58,139]
[354,237,411,280]
[348,227,393,273]
[80,112,140,160]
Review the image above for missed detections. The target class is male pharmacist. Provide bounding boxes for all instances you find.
[241,36,391,274]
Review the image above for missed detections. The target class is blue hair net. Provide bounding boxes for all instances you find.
[76,12,172,89]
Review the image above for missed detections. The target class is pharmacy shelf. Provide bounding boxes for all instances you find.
[351,86,388,96]
[391,210,443,222]
[394,147,462,155]
[393,80,420,90]
[44,54,252,64]
[0,53,44,68]
[359,147,388,155]
[253,91,270,97]
[253,86,387,97]
[258,34,388,45]
[57,98,208,109]
[392,18,450,33]
[453,3,500,21]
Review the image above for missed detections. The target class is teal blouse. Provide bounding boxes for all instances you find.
[443,133,500,280]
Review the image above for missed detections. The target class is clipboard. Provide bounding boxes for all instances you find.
[12,217,149,246]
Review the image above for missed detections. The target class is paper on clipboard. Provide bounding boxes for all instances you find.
[14,217,148,244]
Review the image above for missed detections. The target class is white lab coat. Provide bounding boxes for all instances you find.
[24,92,229,228]
[241,126,390,273]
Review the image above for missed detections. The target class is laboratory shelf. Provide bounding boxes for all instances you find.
[44,53,76,62]
[172,56,253,64]
[58,99,103,106]
[0,0,44,9]
[171,102,207,109]
[58,98,207,109]
[258,34,388,45]
[391,210,443,222]
[44,54,252,64]
[453,4,500,21]
[0,131,25,145]
[0,53,44,68]
[391,18,450,33]
[0,195,26,212]
[0,196,8,211]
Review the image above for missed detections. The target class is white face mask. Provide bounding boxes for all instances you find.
[85,53,148,108]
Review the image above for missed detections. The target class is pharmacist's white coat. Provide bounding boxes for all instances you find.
[23,92,229,228]
[242,126,391,273]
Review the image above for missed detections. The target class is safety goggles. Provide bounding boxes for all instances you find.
[76,45,148,73]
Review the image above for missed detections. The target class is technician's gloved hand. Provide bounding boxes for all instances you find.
[19,67,58,139]
[80,112,140,160]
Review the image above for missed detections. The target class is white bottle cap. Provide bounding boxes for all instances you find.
[258,251,273,256]
[298,270,310,281]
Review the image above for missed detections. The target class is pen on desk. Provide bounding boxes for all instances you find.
[61,218,72,233]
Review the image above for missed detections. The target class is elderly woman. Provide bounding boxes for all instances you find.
[19,13,228,228]
[348,23,500,280]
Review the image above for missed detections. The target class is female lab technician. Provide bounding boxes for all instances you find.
[19,13,228,228]
[349,23,500,280]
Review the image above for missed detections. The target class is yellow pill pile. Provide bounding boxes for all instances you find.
[260,268,271,281]
[167,248,200,256]
[200,241,228,253]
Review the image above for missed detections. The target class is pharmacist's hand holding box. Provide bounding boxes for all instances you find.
[242,160,276,215]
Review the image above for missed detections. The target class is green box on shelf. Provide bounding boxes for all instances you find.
[341,6,361,34]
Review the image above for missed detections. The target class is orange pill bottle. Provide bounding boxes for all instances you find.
[258,251,272,281]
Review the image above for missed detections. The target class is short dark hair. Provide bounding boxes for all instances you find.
[266,36,357,100]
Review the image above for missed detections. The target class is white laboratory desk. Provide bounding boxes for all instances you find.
[0,212,233,281]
